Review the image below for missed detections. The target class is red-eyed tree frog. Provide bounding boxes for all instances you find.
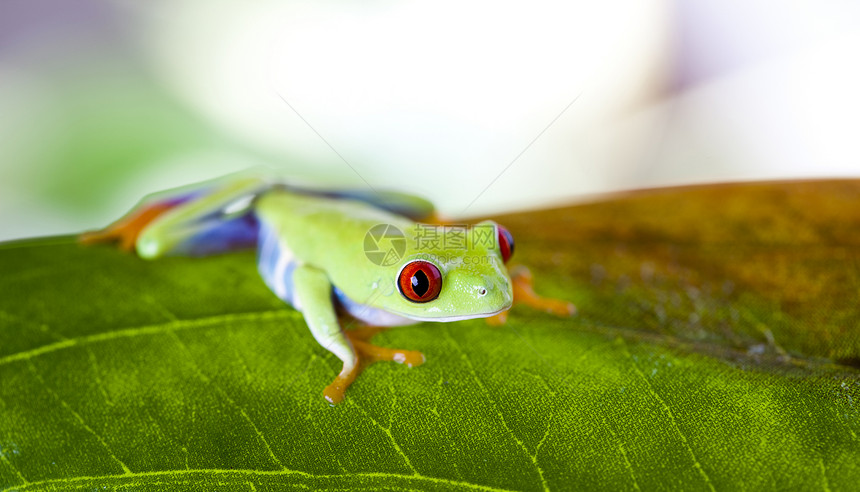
[80,173,575,404]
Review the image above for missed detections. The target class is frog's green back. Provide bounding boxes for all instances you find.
[254,189,414,286]
[281,185,436,222]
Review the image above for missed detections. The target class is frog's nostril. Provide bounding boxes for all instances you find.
[478,287,487,297]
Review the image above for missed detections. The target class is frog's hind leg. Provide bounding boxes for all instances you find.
[81,176,271,258]
[79,194,199,251]
[332,287,425,382]
[135,178,269,258]
[342,325,425,371]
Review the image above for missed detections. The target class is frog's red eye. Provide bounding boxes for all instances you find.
[497,225,515,263]
[398,260,442,303]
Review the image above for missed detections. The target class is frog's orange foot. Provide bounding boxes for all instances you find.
[511,265,577,316]
[524,294,577,317]
[78,200,179,252]
[323,326,425,405]
[485,265,576,326]
[486,310,508,326]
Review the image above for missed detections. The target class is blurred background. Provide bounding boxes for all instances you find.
[1,0,859,242]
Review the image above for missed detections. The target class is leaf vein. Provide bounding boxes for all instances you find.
[819,456,832,492]
[442,326,550,492]
[348,398,420,476]
[169,332,286,471]
[85,347,114,406]
[622,340,715,492]
[26,360,132,475]
[141,293,179,322]
[602,415,641,491]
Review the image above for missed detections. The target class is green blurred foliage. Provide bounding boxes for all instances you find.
[9,59,262,212]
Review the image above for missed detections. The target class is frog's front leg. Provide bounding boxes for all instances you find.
[291,265,424,404]
[291,265,360,404]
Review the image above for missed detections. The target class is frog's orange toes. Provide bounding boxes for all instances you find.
[79,201,179,252]
[322,326,425,405]
[485,266,576,326]
[486,310,508,326]
[323,364,360,405]
[510,265,576,316]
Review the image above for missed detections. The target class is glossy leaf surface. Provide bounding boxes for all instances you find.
[1,181,859,491]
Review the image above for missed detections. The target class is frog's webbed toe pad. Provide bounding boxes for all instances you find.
[323,326,425,405]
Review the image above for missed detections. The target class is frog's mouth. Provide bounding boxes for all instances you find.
[396,306,510,323]
[335,286,511,324]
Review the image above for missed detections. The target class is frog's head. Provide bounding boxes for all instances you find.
[374,220,515,321]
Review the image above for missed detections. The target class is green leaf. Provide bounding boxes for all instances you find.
[1,181,859,491]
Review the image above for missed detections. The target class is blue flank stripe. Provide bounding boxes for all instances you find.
[256,221,298,307]
[178,213,260,256]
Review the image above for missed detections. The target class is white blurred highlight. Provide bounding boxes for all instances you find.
[3,1,860,242]
[139,0,670,216]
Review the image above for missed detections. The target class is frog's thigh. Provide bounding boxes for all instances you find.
[136,177,266,258]
[290,264,357,372]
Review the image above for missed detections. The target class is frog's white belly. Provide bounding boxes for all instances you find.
[332,287,418,327]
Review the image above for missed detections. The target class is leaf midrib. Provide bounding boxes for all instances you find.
[2,302,852,377]
[5,467,515,492]
[0,309,299,367]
